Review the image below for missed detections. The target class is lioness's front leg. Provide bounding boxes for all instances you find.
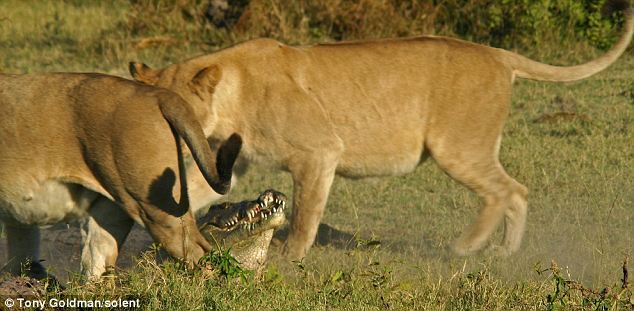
[282,151,340,260]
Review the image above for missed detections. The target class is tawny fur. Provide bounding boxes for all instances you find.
[0,73,241,278]
[129,5,633,260]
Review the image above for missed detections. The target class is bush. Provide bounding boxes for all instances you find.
[436,0,623,50]
[125,0,626,54]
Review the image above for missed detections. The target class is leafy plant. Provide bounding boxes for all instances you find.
[536,258,633,310]
[198,249,251,281]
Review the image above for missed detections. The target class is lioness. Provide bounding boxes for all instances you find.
[129,2,633,260]
[0,73,242,279]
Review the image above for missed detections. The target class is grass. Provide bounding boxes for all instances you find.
[1,0,633,309]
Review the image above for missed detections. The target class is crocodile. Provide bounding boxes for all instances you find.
[198,189,286,271]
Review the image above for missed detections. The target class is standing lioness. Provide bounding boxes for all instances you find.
[130,2,633,260]
[0,73,242,278]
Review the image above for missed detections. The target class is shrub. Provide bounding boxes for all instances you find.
[125,0,626,54]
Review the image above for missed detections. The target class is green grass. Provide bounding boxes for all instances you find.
[0,1,633,309]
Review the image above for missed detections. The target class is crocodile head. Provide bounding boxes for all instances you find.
[198,189,287,271]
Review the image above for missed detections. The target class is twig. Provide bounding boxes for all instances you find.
[134,36,176,50]
[622,256,629,289]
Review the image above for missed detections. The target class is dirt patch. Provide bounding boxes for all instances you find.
[0,223,154,284]
[2,221,358,284]
[0,275,46,297]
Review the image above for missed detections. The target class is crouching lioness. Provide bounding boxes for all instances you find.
[130,2,633,260]
[0,73,242,279]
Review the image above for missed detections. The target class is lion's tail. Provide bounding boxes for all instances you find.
[502,0,633,82]
[157,92,242,196]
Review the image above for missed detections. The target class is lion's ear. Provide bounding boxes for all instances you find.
[188,65,222,99]
[129,62,160,85]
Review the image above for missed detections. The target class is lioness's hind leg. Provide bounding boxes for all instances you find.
[430,143,527,256]
[501,182,528,254]
[80,197,134,280]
